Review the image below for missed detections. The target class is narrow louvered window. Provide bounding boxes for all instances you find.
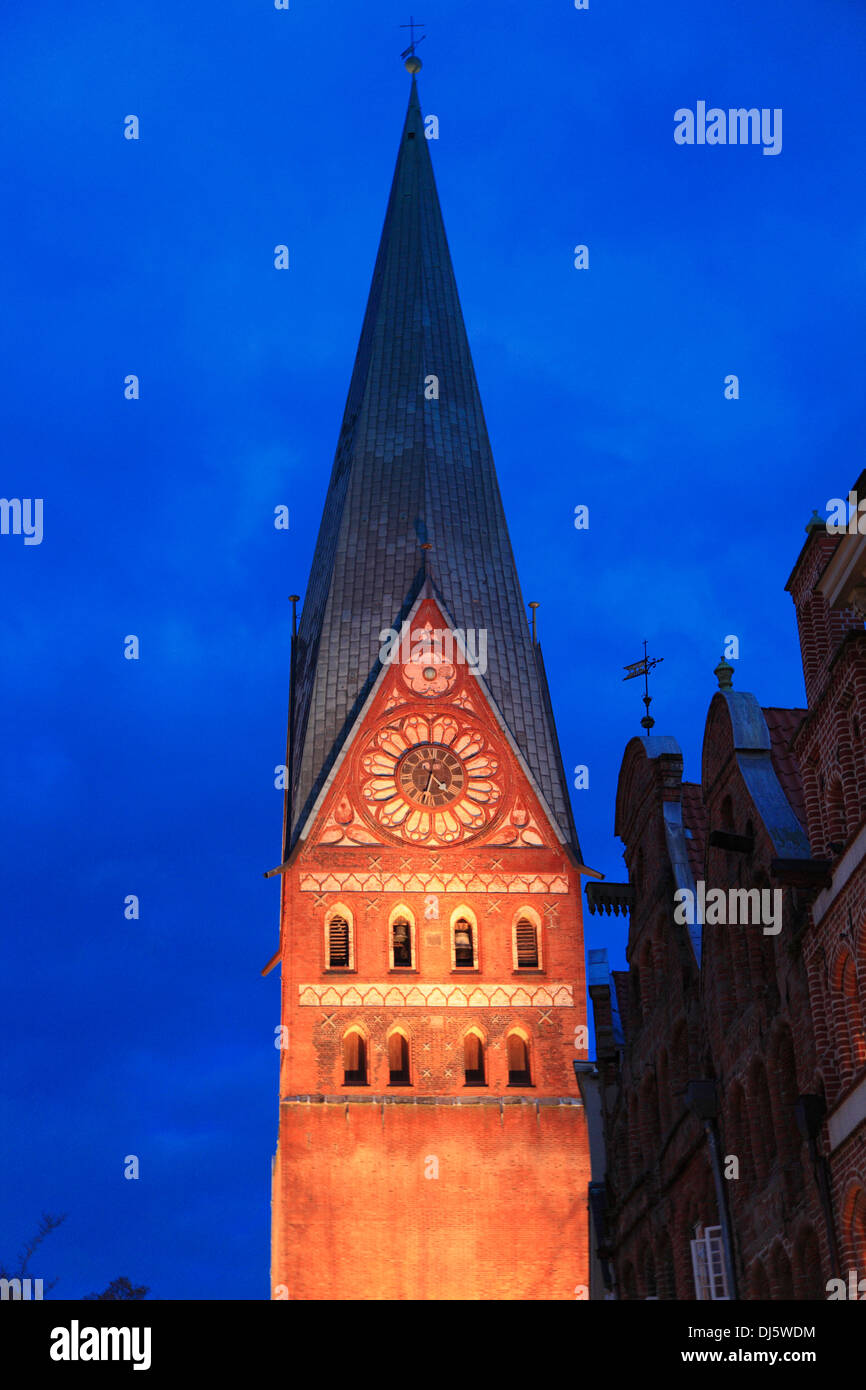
[516,919,539,968]
[328,915,350,968]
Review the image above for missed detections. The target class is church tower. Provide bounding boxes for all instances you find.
[269,60,593,1302]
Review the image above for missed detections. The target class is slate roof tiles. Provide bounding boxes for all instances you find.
[288,78,580,857]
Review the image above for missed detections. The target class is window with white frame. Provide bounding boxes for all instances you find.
[690,1225,730,1300]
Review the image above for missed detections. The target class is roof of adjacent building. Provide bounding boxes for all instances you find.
[611,971,631,1037]
[762,706,808,831]
[287,77,580,857]
[680,781,708,882]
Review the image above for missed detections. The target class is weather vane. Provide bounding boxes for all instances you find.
[400,16,426,71]
[623,639,664,734]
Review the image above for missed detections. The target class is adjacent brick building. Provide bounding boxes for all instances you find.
[585,480,866,1299]
[786,479,866,1281]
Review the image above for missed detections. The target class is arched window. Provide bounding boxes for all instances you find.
[639,940,655,1012]
[657,1050,671,1137]
[728,918,751,1014]
[507,1031,532,1085]
[620,1261,637,1301]
[617,1108,631,1185]
[670,1021,688,1099]
[745,871,779,1008]
[633,848,645,894]
[750,1260,770,1300]
[845,1187,866,1268]
[515,917,539,968]
[708,916,736,1029]
[656,1231,676,1299]
[771,1244,794,1300]
[463,1030,486,1086]
[769,1025,802,1165]
[641,1245,657,1299]
[726,1081,752,1184]
[328,915,350,967]
[389,908,414,969]
[827,778,847,851]
[798,597,820,693]
[837,951,866,1082]
[325,906,353,970]
[793,1226,825,1300]
[342,1029,367,1085]
[628,1094,641,1178]
[641,1073,660,1152]
[630,964,642,1028]
[388,1030,411,1086]
[453,916,475,969]
[748,1061,775,1182]
[512,909,541,969]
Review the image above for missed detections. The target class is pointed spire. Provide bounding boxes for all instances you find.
[288,78,580,856]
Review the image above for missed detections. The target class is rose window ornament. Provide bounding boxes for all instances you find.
[357,711,504,844]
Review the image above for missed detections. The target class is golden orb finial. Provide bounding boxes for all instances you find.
[400,17,425,73]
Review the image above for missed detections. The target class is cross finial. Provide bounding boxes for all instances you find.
[623,639,664,734]
[400,16,426,72]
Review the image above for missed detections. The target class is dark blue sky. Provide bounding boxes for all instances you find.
[2,1,863,1300]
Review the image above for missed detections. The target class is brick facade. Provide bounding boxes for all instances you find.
[587,483,866,1299]
[786,494,866,1284]
[268,74,593,1302]
[271,598,591,1300]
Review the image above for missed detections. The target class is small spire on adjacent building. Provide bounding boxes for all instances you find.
[529,601,540,645]
[714,654,734,690]
[623,639,664,734]
[400,15,425,72]
[805,508,826,534]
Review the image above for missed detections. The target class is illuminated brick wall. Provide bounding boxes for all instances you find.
[270,601,591,1300]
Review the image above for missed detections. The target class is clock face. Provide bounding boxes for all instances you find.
[357,712,504,844]
[397,743,465,808]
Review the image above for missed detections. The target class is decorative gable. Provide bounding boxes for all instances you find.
[305,597,564,853]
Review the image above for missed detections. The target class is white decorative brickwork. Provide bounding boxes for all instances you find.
[299,870,569,895]
[298,981,574,1007]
